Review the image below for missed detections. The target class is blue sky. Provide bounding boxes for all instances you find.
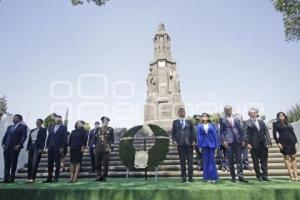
[0,0,299,129]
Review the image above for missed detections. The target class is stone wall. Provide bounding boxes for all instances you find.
[0,114,13,179]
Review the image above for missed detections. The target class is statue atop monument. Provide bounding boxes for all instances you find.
[144,24,184,131]
[154,23,172,60]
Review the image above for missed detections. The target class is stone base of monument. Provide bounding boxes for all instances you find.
[144,119,174,132]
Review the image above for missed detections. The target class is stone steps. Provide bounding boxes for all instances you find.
[38,147,284,158]
[16,139,299,178]
[38,152,288,162]
[18,162,300,173]
[15,169,295,179]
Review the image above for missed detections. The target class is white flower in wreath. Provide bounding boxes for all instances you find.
[134,150,148,169]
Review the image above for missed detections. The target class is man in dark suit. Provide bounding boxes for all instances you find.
[172,108,196,183]
[245,108,272,181]
[43,115,68,183]
[220,105,248,183]
[1,114,27,183]
[215,113,229,171]
[235,113,251,170]
[193,115,203,171]
[26,119,47,183]
[87,121,99,173]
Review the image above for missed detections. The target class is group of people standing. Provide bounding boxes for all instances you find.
[1,115,114,184]
[1,105,298,184]
[172,106,299,183]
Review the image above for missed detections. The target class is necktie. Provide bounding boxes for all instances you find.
[254,120,260,131]
[54,125,58,133]
[228,117,234,127]
[181,120,185,129]
[11,125,16,132]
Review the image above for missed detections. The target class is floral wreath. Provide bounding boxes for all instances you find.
[119,124,170,170]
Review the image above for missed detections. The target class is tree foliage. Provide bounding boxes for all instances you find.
[44,113,58,129]
[272,0,300,41]
[287,102,300,123]
[0,96,7,114]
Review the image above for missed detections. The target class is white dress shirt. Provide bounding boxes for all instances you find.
[31,128,40,142]
[54,125,60,133]
[179,118,186,129]
[227,116,234,127]
[203,124,209,134]
[252,118,260,131]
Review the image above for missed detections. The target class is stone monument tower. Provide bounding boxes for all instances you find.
[144,23,184,131]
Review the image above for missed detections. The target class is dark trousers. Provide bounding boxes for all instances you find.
[177,144,193,180]
[227,143,243,179]
[195,147,203,170]
[250,143,268,178]
[241,146,249,168]
[216,145,228,169]
[47,147,61,180]
[95,151,109,178]
[3,148,20,180]
[89,147,96,171]
[27,145,42,180]
[105,159,109,177]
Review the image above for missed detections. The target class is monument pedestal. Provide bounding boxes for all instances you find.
[144,24,184,131]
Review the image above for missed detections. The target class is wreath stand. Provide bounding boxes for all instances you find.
[119,125,169,184]
[125,138,159,183]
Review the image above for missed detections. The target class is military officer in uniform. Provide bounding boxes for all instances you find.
[94,116,114,182]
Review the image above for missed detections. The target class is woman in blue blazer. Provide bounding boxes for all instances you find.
[197,113,220,183]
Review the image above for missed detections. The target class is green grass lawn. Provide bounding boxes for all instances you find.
[0,178,300,200]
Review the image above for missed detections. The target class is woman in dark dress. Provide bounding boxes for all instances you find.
[273,112,299,181]
[68,121,87,183]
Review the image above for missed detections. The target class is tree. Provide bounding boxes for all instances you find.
[44,113,58,129]
[0,96,7,114]
[287,102,300,123]
[272,0,300,41]
[71,0,109,6]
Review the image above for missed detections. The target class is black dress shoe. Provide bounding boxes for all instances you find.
[231,178,236,183]
[188,178,193,183]
[238,177,249,183]
[8,178,15,183]
[257,177,263,182]
[43,179,52,183]
[1,179,9,183]
[95,177,103,182]
[262,177,271,181]
[181,178,186,183]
